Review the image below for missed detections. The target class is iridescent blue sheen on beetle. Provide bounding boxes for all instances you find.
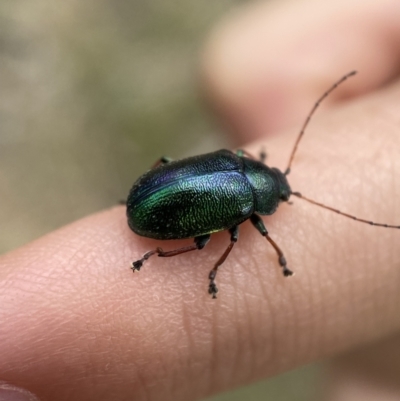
[126,71,400,298]
[127,150,290,239]
[127,149,293,298]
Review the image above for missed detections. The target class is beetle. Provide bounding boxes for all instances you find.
[126,71,400,298]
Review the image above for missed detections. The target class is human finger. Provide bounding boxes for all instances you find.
[1,78,400,401]
[201,0,400,142]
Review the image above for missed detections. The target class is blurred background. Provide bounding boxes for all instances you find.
[0,0,319,399]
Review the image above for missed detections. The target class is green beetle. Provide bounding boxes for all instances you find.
[126,71,400,298]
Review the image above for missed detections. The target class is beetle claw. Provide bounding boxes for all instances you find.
[208,282,218,299]
[131,260,143,272]
[278,256,293,277]
[283,267,294,277]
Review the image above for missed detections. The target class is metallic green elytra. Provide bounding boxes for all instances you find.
[127,150,290,239]
[126,71,400,298]
[126,149,293,298]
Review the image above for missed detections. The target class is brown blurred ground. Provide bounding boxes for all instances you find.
[0,0,230,252]
[0,0,318,399]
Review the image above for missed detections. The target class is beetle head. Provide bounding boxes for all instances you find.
[272,168,291,202]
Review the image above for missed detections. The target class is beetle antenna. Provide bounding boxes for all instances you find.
[284,71,357,176]
[291,192,400,229]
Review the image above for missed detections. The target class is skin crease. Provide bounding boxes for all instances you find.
[1,1,400,401]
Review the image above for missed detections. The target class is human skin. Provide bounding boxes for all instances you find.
[1,0,400,400]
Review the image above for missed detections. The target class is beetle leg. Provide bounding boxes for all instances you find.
[236,148,267,163]
[250,214,294,277]
[208,226,239,299]
[236,149,257,159]
[259,147,267,163]
[151,156,173,168]
[131,234,210,272]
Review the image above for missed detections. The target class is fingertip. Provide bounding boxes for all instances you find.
[201,0,400,143]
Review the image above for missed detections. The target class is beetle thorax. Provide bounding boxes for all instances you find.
[242,159,291,215]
